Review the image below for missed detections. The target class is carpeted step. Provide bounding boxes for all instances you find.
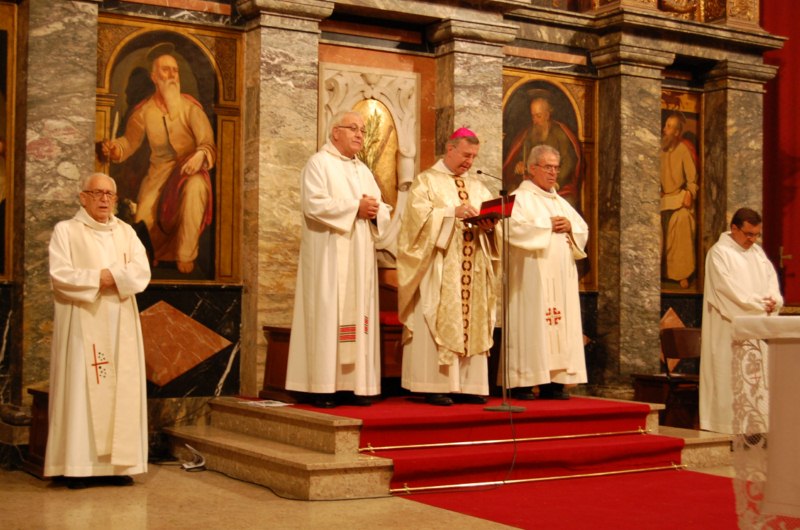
[298,396,654,450]
[382,432,684,490]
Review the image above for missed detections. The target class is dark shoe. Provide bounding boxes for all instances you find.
[351,395,373,407]
[312,394,338,408]
[510,387,537,400]
[105,475,134,486]
[451,394,488,404]
[425,393,454,406]
[538,383,570,400]
[65,477,91,490]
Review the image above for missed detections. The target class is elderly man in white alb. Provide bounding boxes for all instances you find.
[700,207,782,434]
[285,111,391,409]
[45,173,151,489]
[505,144,588,401]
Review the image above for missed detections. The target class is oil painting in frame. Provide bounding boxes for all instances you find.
[502,70,596,289]
[660,88,702,293]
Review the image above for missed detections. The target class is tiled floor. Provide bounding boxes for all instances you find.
[0,463,512,530]
[0,461,737,530]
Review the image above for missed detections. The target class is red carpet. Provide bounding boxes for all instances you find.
[294,396,685,490]
[406,469,737,529]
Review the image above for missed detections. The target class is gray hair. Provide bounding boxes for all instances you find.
[79,173,117,194]
[445,134,480,149]
[527,144,560,167]
[328,111,361,140]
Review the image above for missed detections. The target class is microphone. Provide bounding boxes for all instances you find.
[476,169,508,195]
[476,169,501,181]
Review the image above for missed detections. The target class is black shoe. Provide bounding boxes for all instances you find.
[425,393,454,406]
[93,475,133,486]
[351,395,373,407]
[451,394,488,405]
[312,394,338,408]
[65,477,91,490]
[538,383,570,400]
[105,475,134,486]
[510,387,537,400]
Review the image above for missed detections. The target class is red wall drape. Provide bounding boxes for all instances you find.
[762,1,800,305]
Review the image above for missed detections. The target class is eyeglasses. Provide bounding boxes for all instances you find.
[734,226,762,240]
[82,189,117,200]
[335,124,367,135]
[535,164,561,173]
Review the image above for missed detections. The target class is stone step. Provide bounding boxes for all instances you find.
[207,396,361,454]
[164,423,393,500]
[658,425,733,469]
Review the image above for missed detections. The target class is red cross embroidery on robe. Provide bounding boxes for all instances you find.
[545,307,562,326]
[91,344,110,384]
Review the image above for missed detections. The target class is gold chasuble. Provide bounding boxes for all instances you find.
[398,160,500,368]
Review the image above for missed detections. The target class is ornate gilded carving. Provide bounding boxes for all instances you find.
[97,23,140,90]
[705,0,725,19]
[705,0,758,24]
[658,0,699,20]
[728,0,756,21]
[196,35,238,104]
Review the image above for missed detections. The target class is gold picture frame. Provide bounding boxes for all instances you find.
[660,88,703,293]
[502,69,597,290]
[95,14,241,283]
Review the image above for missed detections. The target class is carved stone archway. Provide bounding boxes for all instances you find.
[319,63,419,260]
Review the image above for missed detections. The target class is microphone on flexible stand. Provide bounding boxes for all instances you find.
[475,169,499,179]
[475,171,523,413]
[476,169,507,196]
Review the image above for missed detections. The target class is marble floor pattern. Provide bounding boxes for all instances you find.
[0,462,734,530]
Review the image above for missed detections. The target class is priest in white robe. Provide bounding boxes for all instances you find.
[285,111,391,408]
[397,128,500,406]
[700,207,782,434]
[505,144,588,400]
[45,173,151,489]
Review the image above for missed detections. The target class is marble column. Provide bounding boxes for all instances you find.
[590,43,674,396]
[21,0,101,393]
[238,0,333,396]
[702,60,777,251]
[426,18,517,188]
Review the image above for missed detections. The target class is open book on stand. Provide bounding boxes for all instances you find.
[464,195,516,224]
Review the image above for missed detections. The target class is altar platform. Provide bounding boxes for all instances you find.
[164,395,732,501]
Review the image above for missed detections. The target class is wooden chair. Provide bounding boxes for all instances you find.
[660,327,701,429]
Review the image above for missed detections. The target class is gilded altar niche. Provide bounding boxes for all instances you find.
[319,63,420,264]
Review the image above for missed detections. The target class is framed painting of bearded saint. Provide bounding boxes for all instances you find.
[502,70,596,290]
[660,89,702,293]
[95,16,241,282]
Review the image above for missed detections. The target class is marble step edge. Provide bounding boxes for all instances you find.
[207,397,362,455]
[658,425,733,469]
[164,423,392,473]
[658,425,734,446]
[164,424,393,501]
